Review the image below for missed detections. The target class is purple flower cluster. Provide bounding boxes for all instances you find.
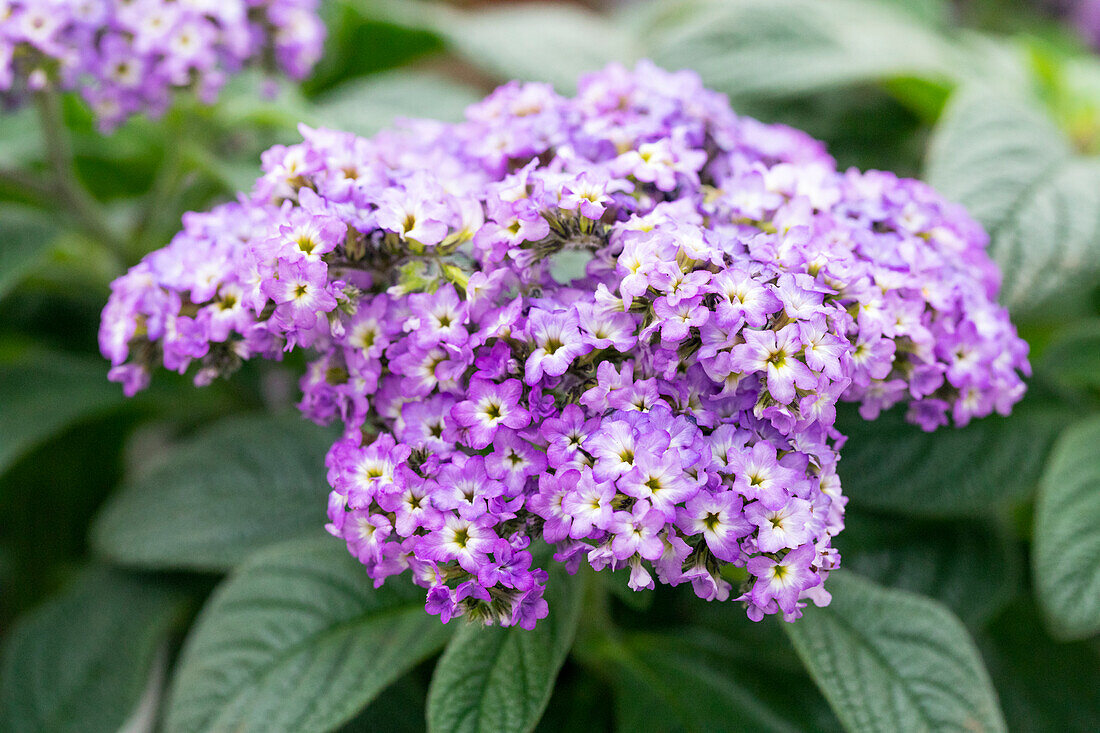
[99,62,1030,626]
[0,0,324,129]
[1072,0,1100,49]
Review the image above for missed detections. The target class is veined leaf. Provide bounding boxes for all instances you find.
[836,402,1068,517]
[426,566,582,733]
[785,571,1006,733]
[926,86,1100,315]
[607,629,837,733]
[0,567,185,733]
[361,0,640,92]
[640,0,954,103]
[0,207,57,300]
[313,71,483,138]
[92,413,338,572]
[837,511,1017,626]
[1033,416,1100,639]
[0,350,124,476]
[164,536,452,733]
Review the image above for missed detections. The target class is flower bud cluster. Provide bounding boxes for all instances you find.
[0,0,324,129]
[100,62,1029,626]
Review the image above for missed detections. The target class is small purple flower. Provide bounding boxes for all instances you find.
[511,587,549,630]
[652,295,708,344]
[617,449,699,520]
[524,308,591,384]
[558,175,613,220]
[541,404,599,469]
[728,325,818,404]
[451,378,531,449]
[745,497,814,553]
[263,259,337,334]
[375,178,451,246]
[609,502,666,562]
[562,472,616,538]
[712,269,782,329]
[676,491,751,562]
[727,441,800,511]
[416,515,498,573]
[745,543,822,619]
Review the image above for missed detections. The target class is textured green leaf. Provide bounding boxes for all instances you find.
[836,402,1068,517]
[0,350,123,476]
[426,566,583,733]
[165,536,452,733]
[925,86,1100,315]
[0,107,43,169]
[427,3,640,92]
[0,567,184,733]
[1033,416,1100,639]
[608,629,835,733]
[92,414,337,572]
[313,71,483,138]
[640,0,953,102]
[304,3,444,96]
[837,512,1017,626]
[785,571,1006,733]
[0,207,56,300]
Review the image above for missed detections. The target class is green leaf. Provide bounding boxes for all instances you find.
[425,2,640,92]
[979,599,1100,732]
[426,566,583,733]
[607,629,835,733]
[92,413,338,572]
[164,536,452,733]
[0,350,124,477]
[0,107,43,169]
[785,571,1006,733]
[837,511,1017,626]
[835,402,1069,517]
[1033,416,1100,639]
[874,0,950,26]
[313,71,483,138]
[304,4,444,96]
[639,0,953,103]
[925,86,1100,315]
[1035,320,1100,393]
[0,207,57,300]
[0,567,185,733]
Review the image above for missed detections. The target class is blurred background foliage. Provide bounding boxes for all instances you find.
[2,0,1100,731]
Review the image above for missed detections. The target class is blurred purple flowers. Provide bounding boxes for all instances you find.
[0,0,324,129]
[99,62,1030,627]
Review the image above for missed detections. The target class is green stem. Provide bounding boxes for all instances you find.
[33,89,126,254]
[0,167,54,204]
[133,111,187,255]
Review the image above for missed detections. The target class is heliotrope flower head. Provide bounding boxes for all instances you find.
[100,61,1030,627]
[0,0,324,130]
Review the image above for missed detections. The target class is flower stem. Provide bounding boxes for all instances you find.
[133,110,187,255]
[33,89,126,254]
[0,166,54,204]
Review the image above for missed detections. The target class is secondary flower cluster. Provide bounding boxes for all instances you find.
[100,62,1030,627]
[0,0,324,129]
[1073,0,1100,49]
